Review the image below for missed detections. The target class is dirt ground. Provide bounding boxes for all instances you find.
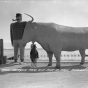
[0,60,88,88]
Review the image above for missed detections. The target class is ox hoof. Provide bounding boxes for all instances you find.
[47,64,52,66]
[80,62,84,65]
[55,66,60,69]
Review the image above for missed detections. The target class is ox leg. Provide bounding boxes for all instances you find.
[53,50,61,69]
[47,52,53,66]
[79,49,85,65]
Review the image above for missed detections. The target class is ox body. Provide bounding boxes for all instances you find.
[22,22,88,68]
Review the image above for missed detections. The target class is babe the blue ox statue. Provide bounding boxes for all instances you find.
[22,17,88,69]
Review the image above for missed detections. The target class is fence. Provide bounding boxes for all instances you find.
[5,47,88,62]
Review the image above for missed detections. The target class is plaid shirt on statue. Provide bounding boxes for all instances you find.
[10,21,27,45]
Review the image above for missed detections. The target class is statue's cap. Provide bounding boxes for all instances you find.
[16,13,22,17]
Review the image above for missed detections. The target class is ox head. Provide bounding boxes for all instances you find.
[22,21,37,44]
[22,13,36,44]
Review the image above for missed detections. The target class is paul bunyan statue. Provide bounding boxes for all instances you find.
[22,13,88,69]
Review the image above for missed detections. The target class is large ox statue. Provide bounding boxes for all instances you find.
[22,15,88,69]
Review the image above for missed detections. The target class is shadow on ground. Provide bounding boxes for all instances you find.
[0,62,87,75]
[0,63,15,68]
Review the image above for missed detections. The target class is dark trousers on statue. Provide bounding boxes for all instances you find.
[13,40,25,62]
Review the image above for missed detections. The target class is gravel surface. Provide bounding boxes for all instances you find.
[0,61,88,88]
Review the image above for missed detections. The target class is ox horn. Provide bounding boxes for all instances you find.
[24,13,34,22]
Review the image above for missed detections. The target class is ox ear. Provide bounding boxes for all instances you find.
[25,21,33,29]
[31,22,37,29]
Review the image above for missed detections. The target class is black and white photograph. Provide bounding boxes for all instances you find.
[0,0,88,88]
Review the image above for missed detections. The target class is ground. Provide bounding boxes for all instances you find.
[0,60,88,88]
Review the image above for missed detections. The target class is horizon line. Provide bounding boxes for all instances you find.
[4,48,43,50]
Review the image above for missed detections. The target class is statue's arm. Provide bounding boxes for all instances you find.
[10,24,13,46]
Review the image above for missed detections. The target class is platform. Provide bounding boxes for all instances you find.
[0,61,88,88]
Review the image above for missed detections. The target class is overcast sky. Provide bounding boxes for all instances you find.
[1,0,88,49]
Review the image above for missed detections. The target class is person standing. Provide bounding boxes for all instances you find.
[30,43,39,67]
[10,13,34,64]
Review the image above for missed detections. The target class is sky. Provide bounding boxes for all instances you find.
[1,0,88,49]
